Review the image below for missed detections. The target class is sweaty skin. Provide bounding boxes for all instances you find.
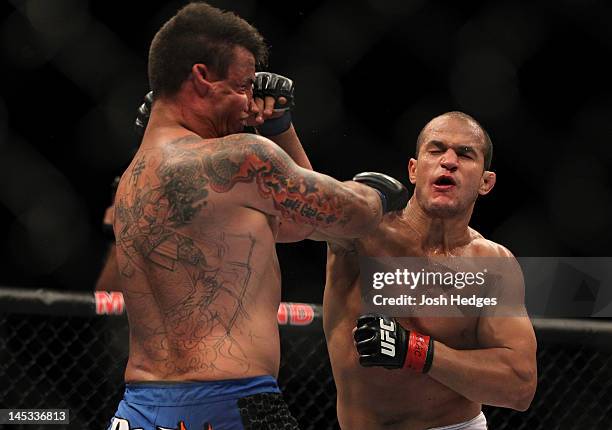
[113,46,383,383]
[323,114,536,429]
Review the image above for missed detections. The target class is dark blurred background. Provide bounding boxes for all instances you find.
[1,0,611,304]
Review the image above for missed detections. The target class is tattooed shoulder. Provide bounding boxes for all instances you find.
[130,134,259,227]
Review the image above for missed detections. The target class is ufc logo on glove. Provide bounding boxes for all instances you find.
[380,320,396,357]
[355,314,434,373]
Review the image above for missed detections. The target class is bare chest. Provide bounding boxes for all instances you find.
[356,226,480,348]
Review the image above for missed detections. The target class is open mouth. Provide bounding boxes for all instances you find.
[433,175,456,190]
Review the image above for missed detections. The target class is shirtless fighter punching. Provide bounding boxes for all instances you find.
[106,3,409,429]
[323,112,537,429]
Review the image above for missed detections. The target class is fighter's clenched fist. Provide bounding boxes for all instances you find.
[353,314,434,373]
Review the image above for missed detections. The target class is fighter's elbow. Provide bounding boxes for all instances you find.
[511,383,536,411]
[509,367,537,411]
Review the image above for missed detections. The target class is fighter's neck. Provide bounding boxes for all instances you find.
[402,197,473,253]
[147,97,221,140]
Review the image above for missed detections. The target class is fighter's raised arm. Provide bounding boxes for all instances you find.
[191,132,409,240]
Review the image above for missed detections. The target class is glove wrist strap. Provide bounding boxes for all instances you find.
[403,331,433,373]
[257,111,292,137]
[372,189,388,213]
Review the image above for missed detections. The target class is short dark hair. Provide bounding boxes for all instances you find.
[416,111,493,170]
[148,2,268,97]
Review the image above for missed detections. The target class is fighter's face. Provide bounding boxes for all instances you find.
[408,116,495,218]
[208,46,256,136]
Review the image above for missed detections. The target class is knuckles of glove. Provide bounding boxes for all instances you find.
[144,90,153,105]
[353,327,379,352]
[352,172,410,213]
[353,313,408,370]
[134,91,153,140]
[254,72,295,111]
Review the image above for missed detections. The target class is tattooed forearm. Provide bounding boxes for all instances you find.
[200,135,352,226]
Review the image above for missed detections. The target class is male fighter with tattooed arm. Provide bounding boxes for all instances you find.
[107,3,408,429]
[322,112,537,429]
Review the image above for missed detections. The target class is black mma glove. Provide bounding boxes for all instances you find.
[353,172,409,213]
[254,72,294,136]
[134,91,153,140]
[253,72,295,111]
[354,314,434,373]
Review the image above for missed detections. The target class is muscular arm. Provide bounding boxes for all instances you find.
[264,124,317,242]
[213,134,383,240]
[426,258,537,411]
[427,315,537,411]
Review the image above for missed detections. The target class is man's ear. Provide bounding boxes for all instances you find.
[479,171,496,195]
[408,158,418,185]
[191,64,212,97]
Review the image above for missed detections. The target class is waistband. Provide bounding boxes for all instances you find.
[428,412,487,430]
[123,375,280,406]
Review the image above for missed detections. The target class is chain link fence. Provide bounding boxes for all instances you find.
[1,289,612,429]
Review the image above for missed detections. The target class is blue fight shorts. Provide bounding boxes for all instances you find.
[107,375,299,430]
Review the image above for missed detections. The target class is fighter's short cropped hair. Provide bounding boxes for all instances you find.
[148,1,268,97]
[416,111,493,170]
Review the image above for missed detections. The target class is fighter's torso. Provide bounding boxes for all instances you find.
[114,133,283,382]
[324,213,487,429]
